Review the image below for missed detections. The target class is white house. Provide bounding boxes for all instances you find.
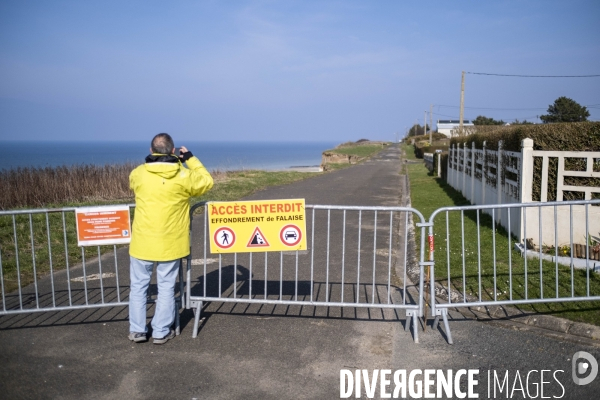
[437,120,474,138]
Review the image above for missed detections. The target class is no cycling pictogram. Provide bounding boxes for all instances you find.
[214,227,235,249]
[280,224,302,246]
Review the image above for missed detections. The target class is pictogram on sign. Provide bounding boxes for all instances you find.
[247,227,270,247]
[280,224,302,246]
[214,227,236,249]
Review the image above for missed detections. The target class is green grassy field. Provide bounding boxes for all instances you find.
[402,144,600,325]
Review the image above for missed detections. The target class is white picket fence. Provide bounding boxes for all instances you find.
[447,139,600,248]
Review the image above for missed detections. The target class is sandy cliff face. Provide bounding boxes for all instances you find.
[320,141,387,171]
[320,152,361,171]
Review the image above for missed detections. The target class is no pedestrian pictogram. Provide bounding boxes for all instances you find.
[214,227,235,249]
[247,227,270,247]
[280,224,302,246]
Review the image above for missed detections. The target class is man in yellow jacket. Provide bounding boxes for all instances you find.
[128,133,213,344]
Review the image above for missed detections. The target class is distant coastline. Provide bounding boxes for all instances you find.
[0,140,338,172]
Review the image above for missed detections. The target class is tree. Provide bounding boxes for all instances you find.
[512,119,534,125]
[473,115,505,125]
[408,124,429,137]
[540,96,590,123]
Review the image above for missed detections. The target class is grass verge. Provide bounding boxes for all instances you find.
[324,143,389,158]
[402,144,600,326]
[191,169,320,205]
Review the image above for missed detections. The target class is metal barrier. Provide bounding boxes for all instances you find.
[186,202,428,342]
[428,199,600,344]
[0,206,184,334]
[4,199,600,345]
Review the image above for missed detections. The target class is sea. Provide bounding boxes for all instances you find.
[0,141,340,171]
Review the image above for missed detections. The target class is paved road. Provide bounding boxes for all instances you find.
[1,144,599,399]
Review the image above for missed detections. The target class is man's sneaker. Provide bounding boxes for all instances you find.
[153,329,176,345]
[128,332,147,343]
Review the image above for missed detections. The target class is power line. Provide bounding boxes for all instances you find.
[437,104,545,111]
[432,111,541,122]
[437,103,599,111]
[466,72,600,78]
[431,112,460,119]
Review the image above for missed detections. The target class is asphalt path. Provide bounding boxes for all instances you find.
[1,144,599,399]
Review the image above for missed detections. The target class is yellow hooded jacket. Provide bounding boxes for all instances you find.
[129,154,213,261]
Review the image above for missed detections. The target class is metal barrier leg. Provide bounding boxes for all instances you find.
[178,259,185,310]
[192,301,203,339]
[412,313,419,343]
[404,314,411,332]
[432,315,440,331]
[174,299,181,336]
[441,310,453,345]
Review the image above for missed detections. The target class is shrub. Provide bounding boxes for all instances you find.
[0,163,135,210]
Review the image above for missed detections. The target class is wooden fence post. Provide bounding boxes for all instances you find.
[520,138,534,203]
[470,141,476,202]
[519,138,534,246]
[482,141,487,205]
[462,142,467,195]
[497,140,503,224]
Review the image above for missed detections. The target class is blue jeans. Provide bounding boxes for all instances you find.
[129,256,180,338]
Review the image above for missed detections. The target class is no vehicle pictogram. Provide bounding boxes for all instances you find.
[214,227,235,249]
[280,224,302,246]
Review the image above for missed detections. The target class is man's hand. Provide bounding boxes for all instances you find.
[179,146,194,162]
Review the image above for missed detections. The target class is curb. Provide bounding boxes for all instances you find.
[459,304,600,341]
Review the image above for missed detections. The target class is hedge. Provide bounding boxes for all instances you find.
[411,132,449,159]
[446,122,600,201]
[448,122,600,152]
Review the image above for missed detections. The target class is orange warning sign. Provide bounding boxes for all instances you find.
[75,205,132,246]
[208,199,307,253]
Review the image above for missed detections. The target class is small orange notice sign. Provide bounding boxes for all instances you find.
[75,206,132,246]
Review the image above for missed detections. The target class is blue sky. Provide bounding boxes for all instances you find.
[1,0,599,142]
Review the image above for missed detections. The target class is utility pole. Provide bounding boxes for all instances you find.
[429,104,433,143]
[459,71,465,136]
[425,111,429,143]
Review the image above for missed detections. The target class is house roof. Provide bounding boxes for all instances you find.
[437,120,472,125]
